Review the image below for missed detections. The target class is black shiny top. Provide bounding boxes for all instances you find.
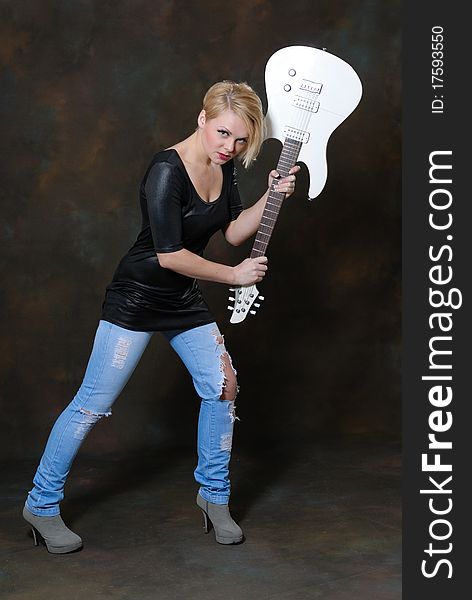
[101,149,243,331]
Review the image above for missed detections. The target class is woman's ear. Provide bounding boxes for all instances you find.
[197,110,206,128]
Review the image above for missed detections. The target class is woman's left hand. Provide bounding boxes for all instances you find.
[268,165,301,198]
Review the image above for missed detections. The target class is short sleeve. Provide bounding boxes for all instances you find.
[144,161,185,253]
[229,163,243,221]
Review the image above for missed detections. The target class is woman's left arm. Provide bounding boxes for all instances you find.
[223,165,301,246]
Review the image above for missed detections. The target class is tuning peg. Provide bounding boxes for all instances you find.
[229,288,235,291]
[227,306,233,311]
[229,296,235,301]
[254,303,260,308]
[250,310,256,315]
[258,296,265,301]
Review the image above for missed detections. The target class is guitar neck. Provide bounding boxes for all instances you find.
[250,138,303,258]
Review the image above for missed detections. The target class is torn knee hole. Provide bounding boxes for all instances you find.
[73,408,111,441]
[211,327,239,401]
[219,352,238,401]
[79,408,112,419]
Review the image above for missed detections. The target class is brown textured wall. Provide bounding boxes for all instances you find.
[0,0,401,458]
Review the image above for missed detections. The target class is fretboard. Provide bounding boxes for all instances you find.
[250,138,303,258]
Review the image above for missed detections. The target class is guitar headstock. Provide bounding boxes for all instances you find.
[228,285,265,324]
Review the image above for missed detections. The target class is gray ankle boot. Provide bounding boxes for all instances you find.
[23,506,83,554]
[196,493,244,544]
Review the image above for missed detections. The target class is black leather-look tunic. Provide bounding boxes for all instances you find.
[101,149,243,331]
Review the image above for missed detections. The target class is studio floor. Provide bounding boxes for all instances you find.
[1,435,401,600]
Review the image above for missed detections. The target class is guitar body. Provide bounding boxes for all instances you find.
[228,46,362,324]
[264,46,363,200]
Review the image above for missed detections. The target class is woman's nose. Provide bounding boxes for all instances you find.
[224,138,235,153]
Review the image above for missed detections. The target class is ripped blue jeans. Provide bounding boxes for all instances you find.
[25,320,239,516]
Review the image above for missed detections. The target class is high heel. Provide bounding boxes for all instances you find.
[196,493,244,544]
[31,526,39,546]
[23,506,83,554]
[200,506,210,533]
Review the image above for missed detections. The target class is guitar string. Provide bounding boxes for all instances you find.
[252,87,320,258]
[252,147,305,254]
[235,84,321,312]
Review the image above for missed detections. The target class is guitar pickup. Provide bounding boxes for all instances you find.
[300,80,323,94]
[292,96,320,113]
[283,126,310,144]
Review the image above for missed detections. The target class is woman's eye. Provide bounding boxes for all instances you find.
[218,129,229,136]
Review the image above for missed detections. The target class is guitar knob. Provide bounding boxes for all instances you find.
[250,310,256,315]
[284,84,291,92]
[288,68,296,77]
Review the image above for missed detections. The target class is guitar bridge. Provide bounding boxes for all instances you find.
[283,126,310,144]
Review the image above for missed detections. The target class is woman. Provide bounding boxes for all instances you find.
[23,80,299,552]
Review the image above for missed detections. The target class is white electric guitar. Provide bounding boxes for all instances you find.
[228,45,362,324]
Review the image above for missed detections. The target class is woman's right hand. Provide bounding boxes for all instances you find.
[232,256,268,286]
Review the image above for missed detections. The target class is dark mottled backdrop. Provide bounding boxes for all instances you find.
[0,0,400,459]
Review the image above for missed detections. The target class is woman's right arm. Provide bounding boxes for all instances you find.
[147,160,267,287]
[157,248,268,286]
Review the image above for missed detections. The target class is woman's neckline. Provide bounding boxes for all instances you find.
[166,148,225,205]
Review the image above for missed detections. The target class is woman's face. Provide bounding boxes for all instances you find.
[198,109,249,164]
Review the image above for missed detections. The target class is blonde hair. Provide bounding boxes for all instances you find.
[202,80,265,168]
